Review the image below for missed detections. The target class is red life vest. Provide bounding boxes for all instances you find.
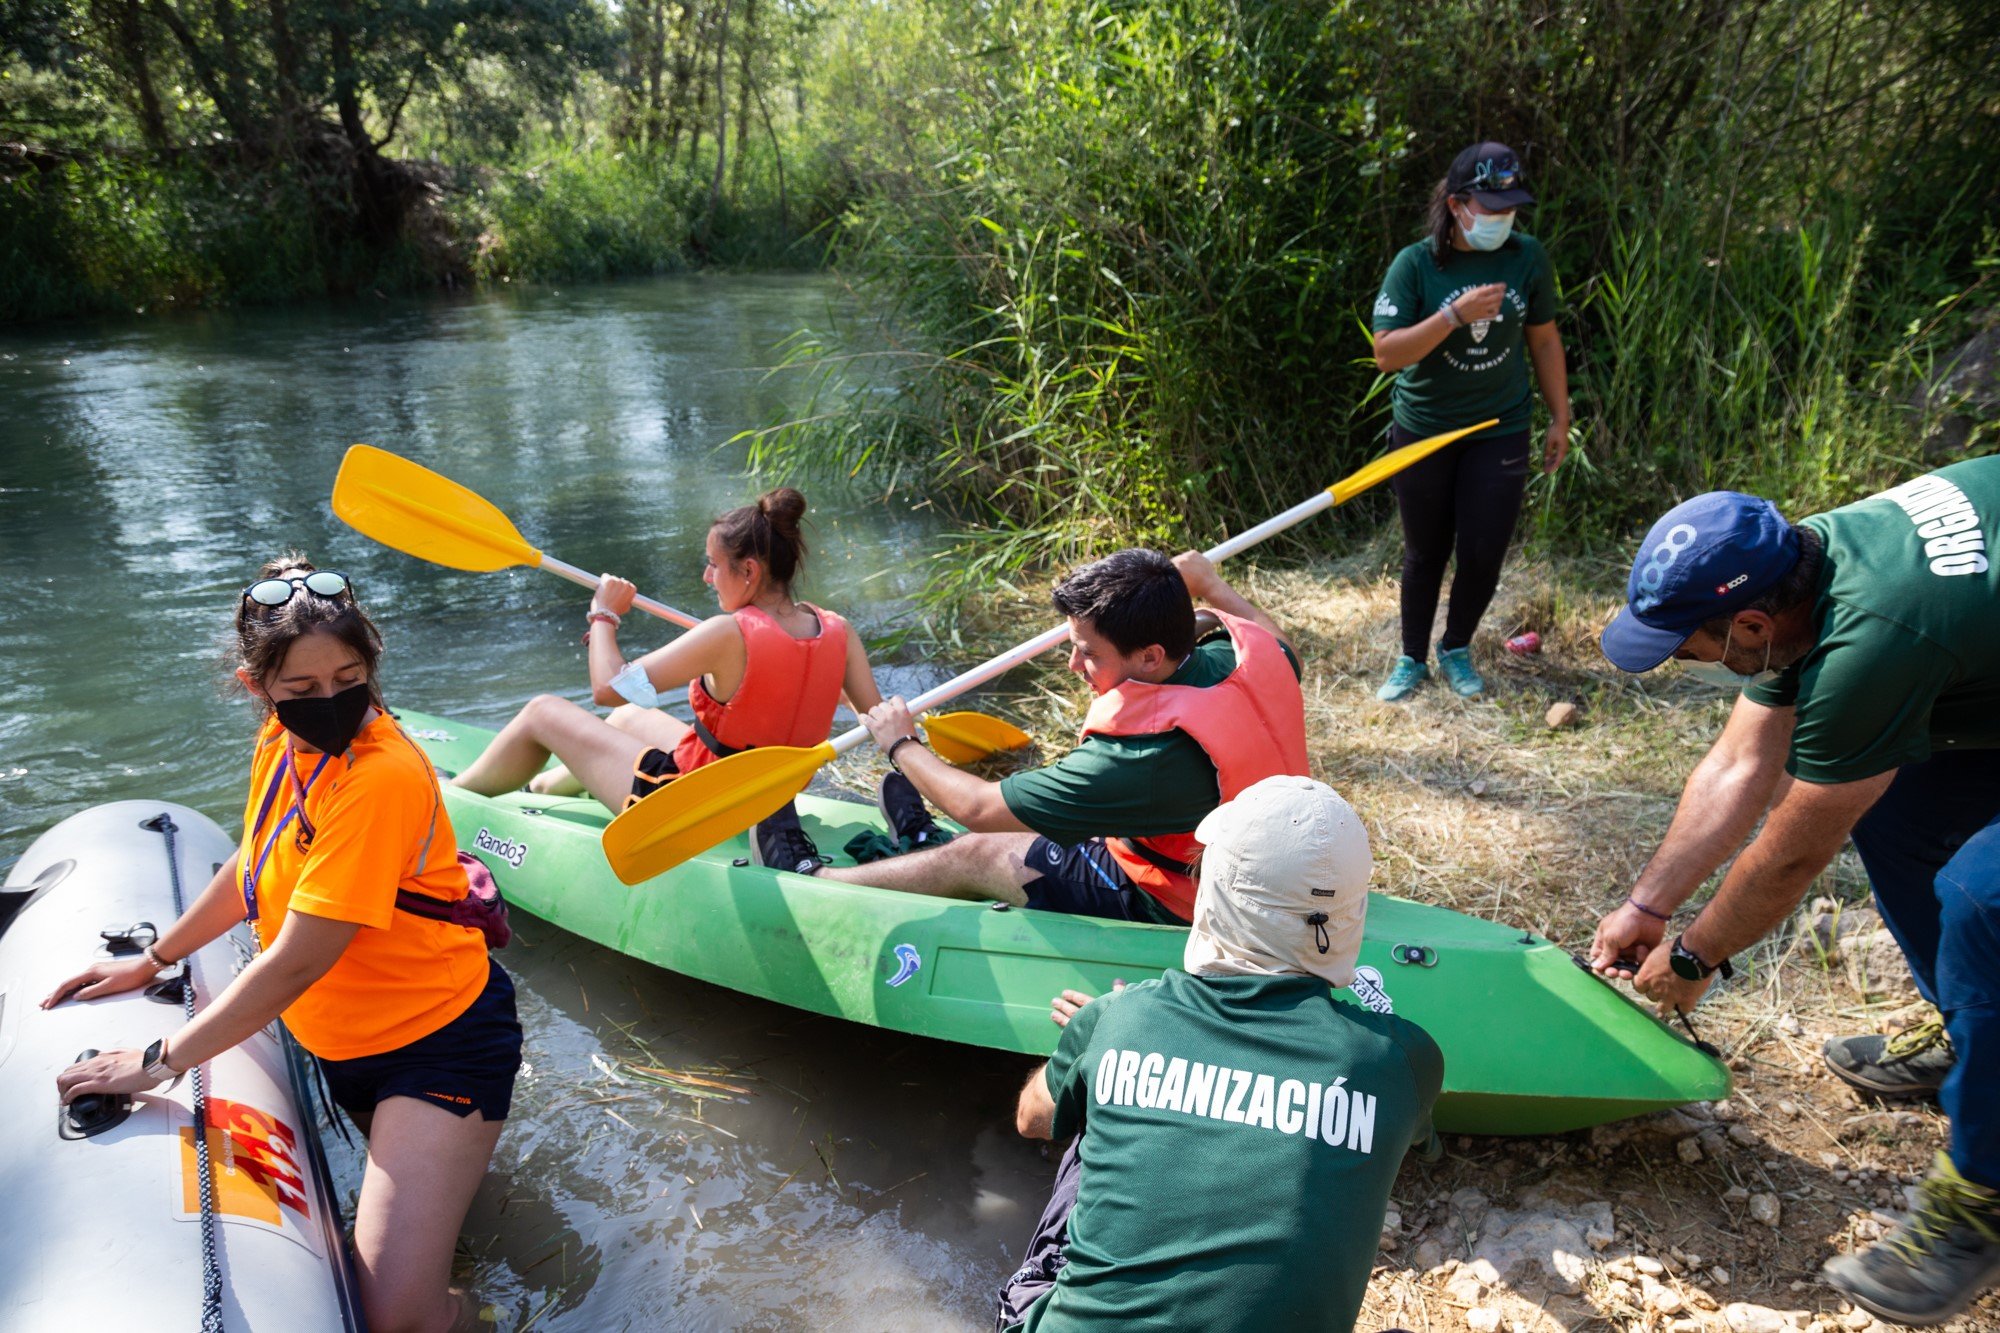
[671,603,850,774]
[1078,611,1310,921]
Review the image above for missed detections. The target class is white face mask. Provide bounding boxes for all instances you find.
[1456,206,1515,251]
[1681,622,1777,689]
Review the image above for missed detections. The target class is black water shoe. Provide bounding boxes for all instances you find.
[751,802,826,877]
[878,772,953,851]
[1824,1017,1954,1100]
[1824,1151,2000,1326]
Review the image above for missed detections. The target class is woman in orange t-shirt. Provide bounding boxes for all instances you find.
[48,553,520,1333]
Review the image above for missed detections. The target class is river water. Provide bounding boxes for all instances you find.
[0,276,1054,1329]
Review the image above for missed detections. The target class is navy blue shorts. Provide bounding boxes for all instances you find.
[318,961,523,1122]
[1021,837,1186,925]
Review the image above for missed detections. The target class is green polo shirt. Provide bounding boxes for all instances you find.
[997,636,1303,847]
[1744,456,2000,783]
[1371,234,1559,435]
[1014,972,1443,1333]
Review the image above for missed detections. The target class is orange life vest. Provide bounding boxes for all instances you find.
[1078,611,1310,921]
[672,603,850,773]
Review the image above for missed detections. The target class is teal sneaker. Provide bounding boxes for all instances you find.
[1436,645,1485,698]
[1376,656,1429,702]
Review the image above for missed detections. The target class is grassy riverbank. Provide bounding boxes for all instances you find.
[856,545,1985,1330]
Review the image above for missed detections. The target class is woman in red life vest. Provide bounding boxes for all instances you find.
[48,554,521,1333]
[451,487,896,868]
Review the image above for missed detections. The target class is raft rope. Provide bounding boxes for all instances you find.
[143,812,227,1333]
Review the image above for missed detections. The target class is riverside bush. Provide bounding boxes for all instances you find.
[752,0,2000,591]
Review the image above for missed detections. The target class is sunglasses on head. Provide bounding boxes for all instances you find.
[242,570,353,607]
[1471,158,1520,189]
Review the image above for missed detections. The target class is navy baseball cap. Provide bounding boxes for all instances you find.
[1600,492,1801,672]
[1447,143,1535,210]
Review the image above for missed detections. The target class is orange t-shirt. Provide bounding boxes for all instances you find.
[238,711,488,1061]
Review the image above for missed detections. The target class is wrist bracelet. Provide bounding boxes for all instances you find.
[1441,302,1463,329]
[587,609,621,628]
[1625,895,1673,923]
[143,943,174,970]
[886,735,923,769]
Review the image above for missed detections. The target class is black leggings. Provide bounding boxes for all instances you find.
[1388,423,1532,661]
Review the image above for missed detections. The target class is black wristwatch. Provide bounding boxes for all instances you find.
[1669,933,1735,983]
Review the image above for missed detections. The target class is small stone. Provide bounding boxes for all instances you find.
[1729,1123,1761,1147]
[1713,1100,1739,1121]
[1466,1308,1502,1333]
[1382,1210,1401,1234]
[1778,1100,1801,1118]
[1678,1137,1705,1164]
[1725,1303,1788,1333]
[1545,701,1580,729]
[1839,1310,1874,1330]
[1671,1321,1704,1333]
[1711,1266,1731,1286]
[1699,1126,1730,1159]
[1653,1287,1686,1314]
[1724,1184,1752,1203]
[1818,1151,1843,1169]
[1414,1238,1445,1270]
[1776,1014,1804,1036]
[1635,1256,1666,1275]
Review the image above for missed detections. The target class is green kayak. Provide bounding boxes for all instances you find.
[401,709,1728,1135]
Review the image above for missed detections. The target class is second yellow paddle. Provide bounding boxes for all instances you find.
[601,419,1498,884]
[329,445,1030,764]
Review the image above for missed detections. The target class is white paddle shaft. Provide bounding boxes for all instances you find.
[823,485,1341,758]
[539,554,703,630]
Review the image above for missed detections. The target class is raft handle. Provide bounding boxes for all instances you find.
[1391,943,1436,967]
[144,966,190,1007]
[58,1049,134,1140]
[98,921,158,957]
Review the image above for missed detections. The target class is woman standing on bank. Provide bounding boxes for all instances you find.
[1369,141,1571,702]
[48,557,519,1333]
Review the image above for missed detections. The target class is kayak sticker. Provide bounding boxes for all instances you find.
[1348,965,1395,1014]
[474,827,528,869]
[886,943,922,987]
[408,727,457,743]
[174,1097,321,1257]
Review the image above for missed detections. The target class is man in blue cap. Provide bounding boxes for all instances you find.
[1588,455,2000,1326]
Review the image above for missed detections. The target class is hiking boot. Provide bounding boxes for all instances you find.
[1376,656,1429,702]
[750,802,825,877]
[1824,1018,1954,1100]
[1824,1151,2000,1326]
[878,772,953,851]
[1436,645,1485,697]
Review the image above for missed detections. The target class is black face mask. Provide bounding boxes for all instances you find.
[274,682,373,755]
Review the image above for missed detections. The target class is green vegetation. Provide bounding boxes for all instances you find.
[1,0,840,320]
[747,0,2000,580]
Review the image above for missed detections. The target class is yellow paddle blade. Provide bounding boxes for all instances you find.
[602,741,835,885]
[1327,419,1498,505]
[924,710,1033,764]
[332,444,543,573]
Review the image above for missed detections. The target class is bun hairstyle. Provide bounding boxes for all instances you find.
[712,487,810,590]
[231,550,385,715]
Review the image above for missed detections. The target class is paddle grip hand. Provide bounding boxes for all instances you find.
[41,958,158,1009]
[592,574,638,617]
[860,698,921,752]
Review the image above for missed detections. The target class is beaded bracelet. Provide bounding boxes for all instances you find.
[1625,895,1673,922]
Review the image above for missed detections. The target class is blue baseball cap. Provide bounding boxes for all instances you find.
[1600,492,1800,672]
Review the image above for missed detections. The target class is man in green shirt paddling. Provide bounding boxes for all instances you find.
[1590,458,2000,1326]
[753,548,1311,925]
[999,775,1443,1331]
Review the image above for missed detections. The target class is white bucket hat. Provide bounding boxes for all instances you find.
[1183,774,1372,987]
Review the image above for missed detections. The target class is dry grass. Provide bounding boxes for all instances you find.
[862,545,1991,1331]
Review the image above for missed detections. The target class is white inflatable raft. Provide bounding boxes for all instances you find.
[0,801,362,1331]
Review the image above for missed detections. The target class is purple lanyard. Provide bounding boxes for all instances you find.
[241,749,331,923]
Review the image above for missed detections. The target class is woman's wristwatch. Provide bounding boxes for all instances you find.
[141,1037,185,1089]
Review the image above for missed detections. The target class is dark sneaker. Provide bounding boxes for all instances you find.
[1824,1151,2000,1326]
[878,772,953,851]
[1824,1017,1954,1100]
[750,802,825,876]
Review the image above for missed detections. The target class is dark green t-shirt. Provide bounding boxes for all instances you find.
[997,636,1303,847]
[1371,234,1559,435]
[1744,457,2000,783]
[1017,972,1444,1333]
